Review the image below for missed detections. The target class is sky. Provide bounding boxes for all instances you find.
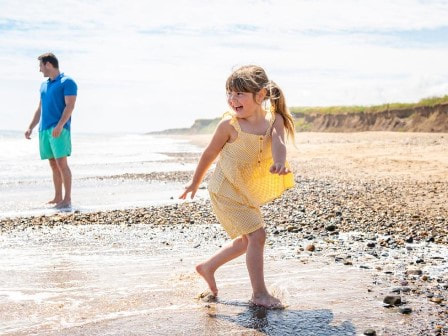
[0,0,447,133]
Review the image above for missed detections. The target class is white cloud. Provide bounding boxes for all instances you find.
[0,0,447,132]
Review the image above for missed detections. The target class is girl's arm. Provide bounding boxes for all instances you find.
[270,113,290,175]
[180,119,232,199]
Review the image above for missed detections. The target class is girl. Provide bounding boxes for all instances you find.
[180,65,295,309]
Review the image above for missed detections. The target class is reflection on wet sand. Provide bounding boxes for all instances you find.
[0,224,436,335]
[210,306,355,335]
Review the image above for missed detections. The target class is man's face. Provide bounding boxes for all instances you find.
[39,61,50,77]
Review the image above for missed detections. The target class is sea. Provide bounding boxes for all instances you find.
[0,130,206,219]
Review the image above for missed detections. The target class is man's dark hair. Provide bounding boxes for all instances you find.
[38,53,59,69]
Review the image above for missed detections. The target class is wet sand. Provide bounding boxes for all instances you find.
[1,132,447,335]
[1,223,445,336]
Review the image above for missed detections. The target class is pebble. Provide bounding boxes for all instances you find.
[305,244,315,252]
[399,307,413,314]
[383,295,402,306]
[430,297,443,304]
[406,269,423,276]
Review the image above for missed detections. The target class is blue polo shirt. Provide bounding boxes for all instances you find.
[39,73,77,131]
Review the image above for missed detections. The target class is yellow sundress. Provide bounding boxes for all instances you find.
[208,111,294,239]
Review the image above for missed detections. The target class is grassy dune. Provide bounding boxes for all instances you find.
[290,95,448,116]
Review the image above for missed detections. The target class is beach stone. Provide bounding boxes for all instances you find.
[430,297,443,304]
[363,329,376,336]
[399,307,413,314]
[405,236,414,243]
[286,226,300,233]
[383,295,402,306]
[325,224,337,232]
[406,269,422,276]
[305,244,315,252]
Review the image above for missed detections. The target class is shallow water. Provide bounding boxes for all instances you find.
[0,131,202,218]
[0,179,209,219]
[0,224,432,336]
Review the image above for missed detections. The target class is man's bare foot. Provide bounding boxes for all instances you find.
[250,293,284,309]
[47,198,62,204]
[195,263,218,296]
[54,202,72,209]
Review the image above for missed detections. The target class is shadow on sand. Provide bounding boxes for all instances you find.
[207,300,356,336]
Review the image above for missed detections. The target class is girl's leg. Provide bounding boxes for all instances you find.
[246,227,282,308]
[196,235,248,296]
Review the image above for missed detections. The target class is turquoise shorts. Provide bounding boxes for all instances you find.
[39,127,72,160]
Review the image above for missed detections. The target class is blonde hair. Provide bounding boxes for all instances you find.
[225,65,295,141]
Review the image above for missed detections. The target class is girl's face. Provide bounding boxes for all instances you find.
[227,91,260,117]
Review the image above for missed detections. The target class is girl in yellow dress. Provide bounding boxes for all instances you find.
[180,65,295,309]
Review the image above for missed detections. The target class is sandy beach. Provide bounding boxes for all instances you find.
[1,132,447,335]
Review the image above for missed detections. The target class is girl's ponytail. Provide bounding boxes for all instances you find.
[267,81,295,142]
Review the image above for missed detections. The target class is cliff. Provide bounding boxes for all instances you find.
[295,102,448,132]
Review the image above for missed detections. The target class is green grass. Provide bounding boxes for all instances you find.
[290,94,448,116]
[295,117,312,131]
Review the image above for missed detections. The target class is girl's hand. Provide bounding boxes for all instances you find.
[179,182,199,199]
[269,162,290,175]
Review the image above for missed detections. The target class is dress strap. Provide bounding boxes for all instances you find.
[223,111,241,132]
[265,110,276,136]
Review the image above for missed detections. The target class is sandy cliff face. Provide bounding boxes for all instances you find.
[152,103,448,134]
[296,103,448,132]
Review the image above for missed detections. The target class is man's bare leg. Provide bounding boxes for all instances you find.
[48,158,63,204]
[54,157,72,208]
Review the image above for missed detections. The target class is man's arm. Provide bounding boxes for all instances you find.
[25,101,42,139]
[52,95,77,137]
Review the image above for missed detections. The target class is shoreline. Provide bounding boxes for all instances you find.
[1,131,447,335]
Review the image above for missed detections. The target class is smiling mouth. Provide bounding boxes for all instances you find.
[235,106,243,112]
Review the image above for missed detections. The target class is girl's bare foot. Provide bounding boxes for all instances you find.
[250,293,284,309]
[195,263,218,296]
[47,198,62,204]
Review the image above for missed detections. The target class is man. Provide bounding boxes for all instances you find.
[25,53,77,209]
